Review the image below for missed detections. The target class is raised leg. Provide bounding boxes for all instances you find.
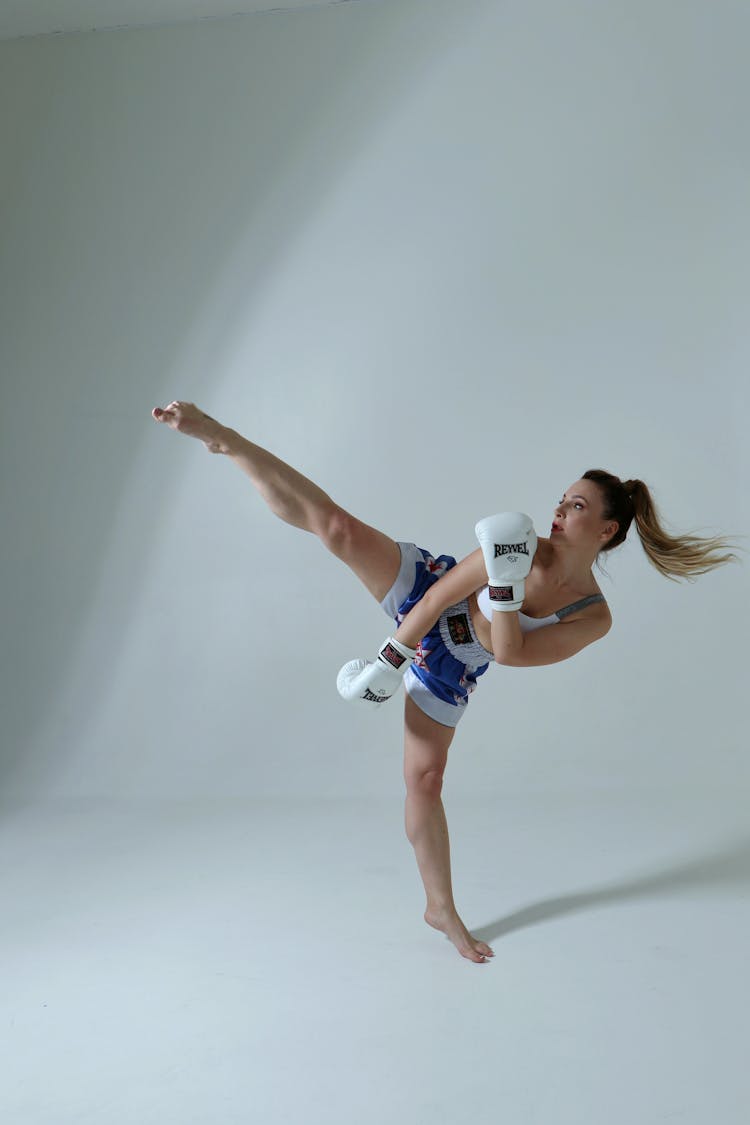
[403,693,494,964]
[152,401,401,602]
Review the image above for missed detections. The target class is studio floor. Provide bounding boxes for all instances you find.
[2,789,748,1124]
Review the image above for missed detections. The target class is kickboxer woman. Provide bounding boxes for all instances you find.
[152,401,742,964]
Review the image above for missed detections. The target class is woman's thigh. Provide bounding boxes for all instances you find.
[403,692,456,788]
[323,506,403,604]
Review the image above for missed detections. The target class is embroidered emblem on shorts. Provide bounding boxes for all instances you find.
[446,613,472,646]
[425,555,449,578]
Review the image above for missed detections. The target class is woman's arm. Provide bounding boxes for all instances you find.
[392,548,489,650]
[490,611,524,663]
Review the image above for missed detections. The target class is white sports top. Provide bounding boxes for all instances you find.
[476,586,607,633]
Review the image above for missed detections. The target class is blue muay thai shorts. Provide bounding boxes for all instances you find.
[379,541,493,728]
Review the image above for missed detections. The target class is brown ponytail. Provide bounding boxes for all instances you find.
[582,470,746,583]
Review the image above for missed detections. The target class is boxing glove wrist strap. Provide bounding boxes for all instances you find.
[488,580,525,610]
[377,636,417,670]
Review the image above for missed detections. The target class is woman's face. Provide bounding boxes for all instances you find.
[552,480,615,545]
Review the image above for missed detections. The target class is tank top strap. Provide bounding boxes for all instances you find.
[556,593,607,619]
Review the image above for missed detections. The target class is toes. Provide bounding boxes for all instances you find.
[461,943,487,964]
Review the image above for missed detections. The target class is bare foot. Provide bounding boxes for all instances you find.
[151,400,230,454]
[425,907,494,964]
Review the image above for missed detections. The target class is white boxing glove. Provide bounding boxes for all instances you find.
[475,512,538,612]
[337,636,417,707]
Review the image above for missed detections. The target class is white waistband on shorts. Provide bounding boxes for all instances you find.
[437,599,494,668]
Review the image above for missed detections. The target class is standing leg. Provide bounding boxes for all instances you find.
[403,693,494,964]
[152,401,401,603]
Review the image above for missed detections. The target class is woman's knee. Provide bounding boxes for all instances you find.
[321,508,402,603]
[317,504,350,553]
[405,765,445,802]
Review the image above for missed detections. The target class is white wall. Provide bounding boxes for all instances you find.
[1,0,748,806]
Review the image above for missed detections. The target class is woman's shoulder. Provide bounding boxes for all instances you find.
[528,547,611,623]
[561,579,612,626]
[563,588,612,625]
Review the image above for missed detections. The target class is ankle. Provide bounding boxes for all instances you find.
[425,901,456,920]
[216,425,240,456]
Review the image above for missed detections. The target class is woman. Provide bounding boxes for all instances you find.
[152,400,742,964]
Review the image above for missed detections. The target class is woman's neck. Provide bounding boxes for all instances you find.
[535,537,595,590]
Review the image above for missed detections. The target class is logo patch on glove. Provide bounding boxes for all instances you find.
[381,641,407,669]
[363,688,389,703]
[494,542,528,559]
[488,585,514,603]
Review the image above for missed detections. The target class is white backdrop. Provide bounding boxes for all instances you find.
[2,4,750,1123]
[1,0,747,806]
